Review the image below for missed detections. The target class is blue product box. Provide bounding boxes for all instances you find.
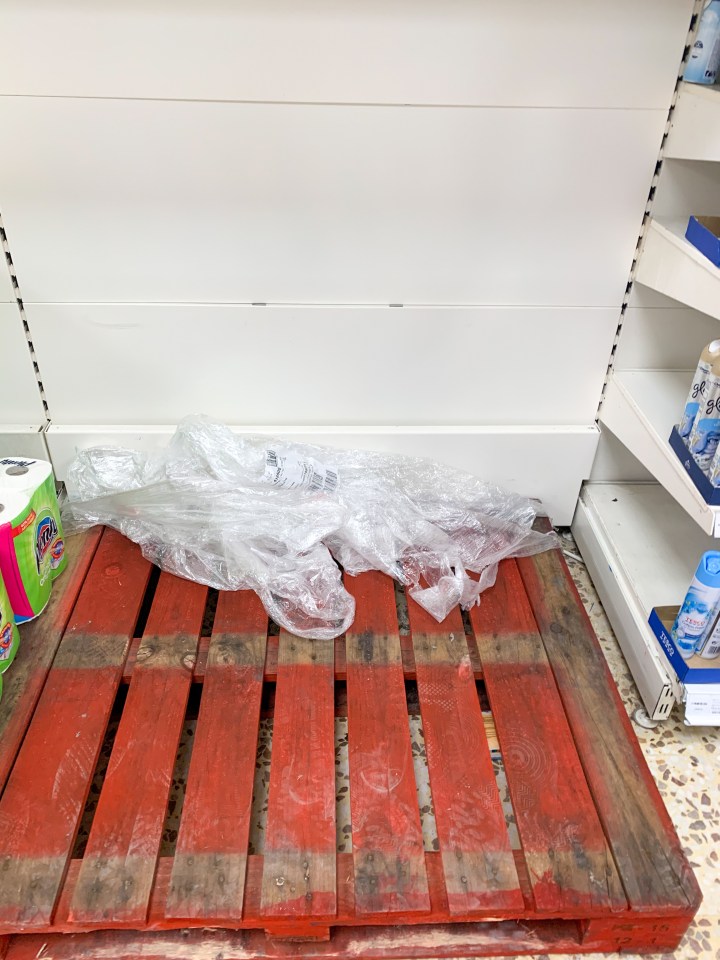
[668,426,720,504]
[649,607,720,684]
[685,215,720,268]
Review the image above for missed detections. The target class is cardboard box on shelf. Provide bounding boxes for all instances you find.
[669,425,720,504]
[649,606,720,725]
[686,215,720,268]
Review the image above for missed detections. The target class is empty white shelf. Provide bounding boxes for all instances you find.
[573,482,717,720]
[665,81,720,162]
[600,369,720,536]
[635,218,720,321]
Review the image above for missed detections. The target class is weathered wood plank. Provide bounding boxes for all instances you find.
[45,850,694,935]
[166,590,267,920]
[407,594,523,916]
[69,573,206,926]
[581,915,690,952]
[471,559,626,915]
[516,543,702,915]
[130,633,470,683]
[0,531,151,930]
[261,633,336,920]
[0,918,593,960]
[344,572,429,915]
[0,528,102,792]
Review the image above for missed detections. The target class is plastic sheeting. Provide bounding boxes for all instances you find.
[63,417,558,639]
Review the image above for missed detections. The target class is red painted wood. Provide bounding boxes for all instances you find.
[7,913,691,960]
[260,632,336,921]
[68,573,207,926]
[56,855,460,932]
[0,531,699,950]
[166,590,267,920]
[0,531,151,931]
[0,528,102,792]
[128,633,441,683]
[0,919,595,960]
[47,850,687,936]
[470,559,625,916]
[344,572,429,916]
[581,915,689,952]
[516,541,702,915]
[407,595,523,916]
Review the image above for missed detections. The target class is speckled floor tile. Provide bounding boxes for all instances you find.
[248,717,272,855]
[335,718,350,853]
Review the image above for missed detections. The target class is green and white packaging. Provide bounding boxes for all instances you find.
[0,570,19,673]
[0,458,67,623]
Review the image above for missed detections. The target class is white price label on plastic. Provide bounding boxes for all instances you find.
[263,449,338,493]
[684,684,720,726]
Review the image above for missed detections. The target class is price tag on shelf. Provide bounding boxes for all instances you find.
[684,683,720,726]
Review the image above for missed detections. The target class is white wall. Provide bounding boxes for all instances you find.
[0,0,693,521]
[0,252,47,458]
[0,248,45,417]
[615,284,719,372]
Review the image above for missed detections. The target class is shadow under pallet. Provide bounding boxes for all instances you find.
[0,526,701,958]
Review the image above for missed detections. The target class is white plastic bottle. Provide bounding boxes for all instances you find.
[694,619,720,659]
[671,551,720,659]
[680,339,720,439]
[689,353,720,471]
[685,0,720,85]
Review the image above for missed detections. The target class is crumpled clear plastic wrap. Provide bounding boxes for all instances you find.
[62,416,558,639]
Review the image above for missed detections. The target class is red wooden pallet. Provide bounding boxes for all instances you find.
[0,526,700,960]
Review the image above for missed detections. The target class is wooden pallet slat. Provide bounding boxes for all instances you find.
[407,594,524,917]
[344,573,430,916]
[0,526,699,956]
[166,590,267,920]
[0,529,102,794]
[0,920,593,960]
[260,632,337,924]
[68,573,207,926]
[471,559,626,916]
[0,530,151,931]
[516,543,702,916]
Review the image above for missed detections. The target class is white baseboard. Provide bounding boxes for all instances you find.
[0,425,49,461]
[45,422,598,527]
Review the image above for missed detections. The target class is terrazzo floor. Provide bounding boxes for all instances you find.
[75,534,719,959]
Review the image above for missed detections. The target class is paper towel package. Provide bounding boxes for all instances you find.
[0,457,66,623]
[0,569,19,674]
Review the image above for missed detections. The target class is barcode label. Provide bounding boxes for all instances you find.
[263,449,339,493]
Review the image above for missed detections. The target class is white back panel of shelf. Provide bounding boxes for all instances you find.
[0,99,666,306]
[616,285,719,371]
[651,159,720,220]
[588,424,654,483]
[0,427,48,461]
[45,422,598,527]
[0,0,692,108]
[0,303,46,423]
[0,257,15,301]
[581,482,716,610]
[25,303,617,425]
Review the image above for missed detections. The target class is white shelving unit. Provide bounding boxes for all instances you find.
[600,369,720,535]
[575,66,720,723]
[635,217,720,320]
[573,483,717,718]
[0,3,707,721]
[665,80,720,161]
